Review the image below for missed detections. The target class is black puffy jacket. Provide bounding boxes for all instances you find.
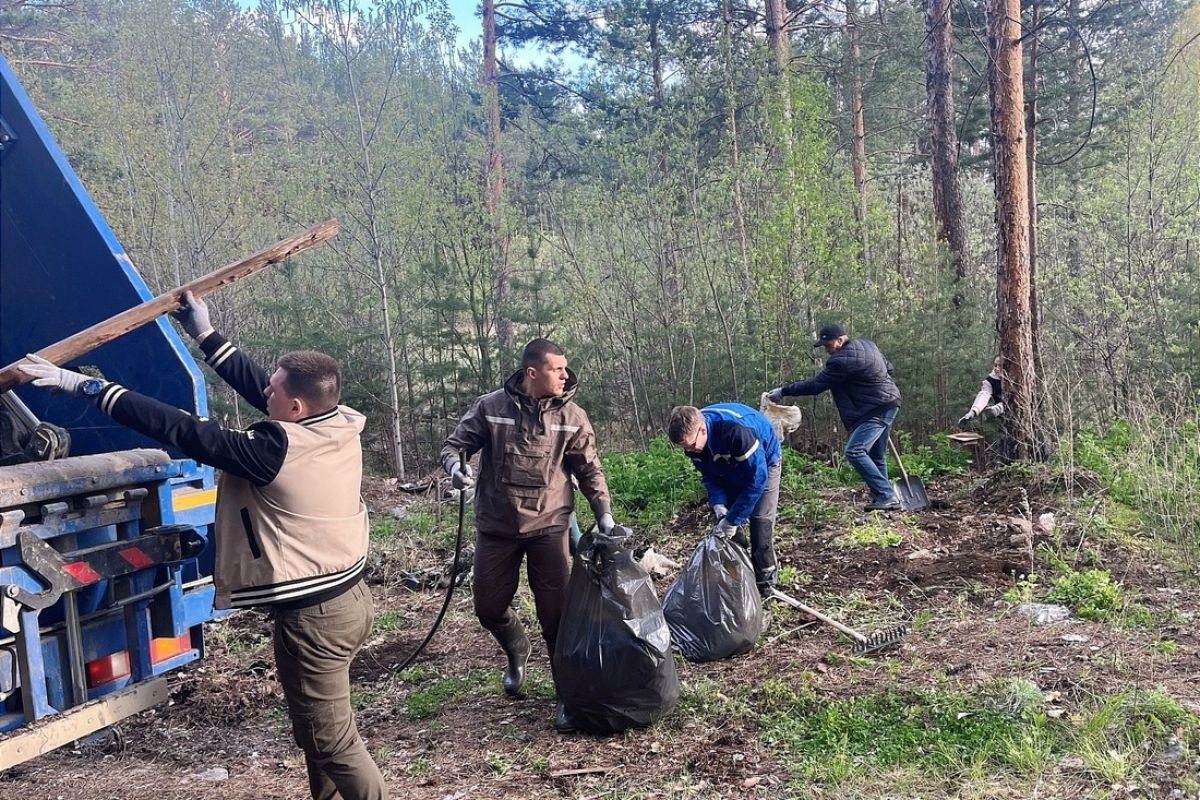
[781,339,901,430]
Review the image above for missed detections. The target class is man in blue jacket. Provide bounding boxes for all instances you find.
[768,323,902,512]
[667,403,781,595]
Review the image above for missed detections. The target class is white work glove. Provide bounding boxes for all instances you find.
[18,354,94,395]
[171,290,214,342]
[711,503,728,522]
[711,517,737,538]
[766,387,784,404]
[983,402,1003,419]
[597,513,615,534]
[957,410,976,428]
[448,461,475,490]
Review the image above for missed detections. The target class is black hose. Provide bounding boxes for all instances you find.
[392,451,468,673]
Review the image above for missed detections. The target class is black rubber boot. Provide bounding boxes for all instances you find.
[492,619,531,698]
[553,701,578,733]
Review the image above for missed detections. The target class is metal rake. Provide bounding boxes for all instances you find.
[770,589,909,655]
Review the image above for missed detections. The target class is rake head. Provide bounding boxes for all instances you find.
[851,625,909,655]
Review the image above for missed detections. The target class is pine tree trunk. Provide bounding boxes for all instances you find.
[765,0,792,133]
[483,0,513,374]
[845,0,869,245]
[985,0,1043,460]
[1026,0,1042,374]
[924,0,968,293]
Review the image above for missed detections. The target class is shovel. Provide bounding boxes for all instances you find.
[887,437,929,511]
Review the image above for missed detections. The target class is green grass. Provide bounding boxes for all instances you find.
[762,687,1041,784]
[1073,690,1196,783]
[837,520,904,548]
[371,505,464,551]
[398,668,497,720]
[757,683,1199,790]
[371,609,404,634]
[369,516,402,543]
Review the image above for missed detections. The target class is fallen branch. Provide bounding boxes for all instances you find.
[549,766,616,778]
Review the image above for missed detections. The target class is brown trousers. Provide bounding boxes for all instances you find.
[273,580,388,800]
[473,529,570,650]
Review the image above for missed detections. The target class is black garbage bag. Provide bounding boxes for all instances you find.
[662,531,763,662]
[553,527,679,735]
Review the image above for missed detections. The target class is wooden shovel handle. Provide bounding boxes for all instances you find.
[0,219,338,393]
[887,436,911,483]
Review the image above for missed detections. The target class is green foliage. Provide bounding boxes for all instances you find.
[371,610,404,635]
[594,437,703,529]
[780,449,860,491]
[1044,569,1127,622]
[1151,639,1178,656]
[891,432,972,480]
[484,751,513,776]
[1004,574,1041,605]
[837,521,903,548]
[1074,422,1138,504]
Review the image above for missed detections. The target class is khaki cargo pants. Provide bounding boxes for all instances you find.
[272,579,388,800]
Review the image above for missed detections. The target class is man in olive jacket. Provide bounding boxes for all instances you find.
[442,338,615,732]
[768,322,902,511]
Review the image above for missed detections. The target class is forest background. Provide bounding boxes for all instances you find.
[0,0,1196,482]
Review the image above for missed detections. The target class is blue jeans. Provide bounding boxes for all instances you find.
[844,406,899,503]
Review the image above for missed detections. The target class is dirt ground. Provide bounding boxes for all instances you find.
[2,470,1197,799]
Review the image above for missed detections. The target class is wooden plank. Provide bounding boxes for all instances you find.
[0,219,339,393]
[0,676,169,771]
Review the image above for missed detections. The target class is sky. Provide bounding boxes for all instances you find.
[235,1,581,69]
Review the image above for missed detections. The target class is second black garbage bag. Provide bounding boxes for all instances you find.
[662,530,764,662]
[553,527,679,734]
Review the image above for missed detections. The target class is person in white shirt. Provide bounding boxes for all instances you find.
[958,356,1004,427]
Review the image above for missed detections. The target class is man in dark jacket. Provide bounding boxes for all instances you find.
[767,323,902,511]
[441,338,615,732]
[20,293,387,800]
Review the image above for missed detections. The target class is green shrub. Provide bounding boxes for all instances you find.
[1044,569,1125,622]
[1074,422,1137,504]
[593,436,703,529]
[892,431,972,480]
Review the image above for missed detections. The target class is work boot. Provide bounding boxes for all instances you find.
[492,620,531,698]
[553,701,578,733]
[864,497,901,512]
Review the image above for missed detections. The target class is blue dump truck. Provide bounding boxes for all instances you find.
[0,53,219,768]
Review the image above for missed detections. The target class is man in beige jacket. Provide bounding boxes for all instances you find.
[442,338,614,732]
[21,293,386,800]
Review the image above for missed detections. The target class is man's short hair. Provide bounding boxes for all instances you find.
[522,338,565,369]
[277,350,342,411]
[668,406,704,444]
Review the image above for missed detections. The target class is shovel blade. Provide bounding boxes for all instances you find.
[892,477,929,511]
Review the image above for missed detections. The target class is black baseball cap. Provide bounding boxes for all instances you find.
[813,323,846,347]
